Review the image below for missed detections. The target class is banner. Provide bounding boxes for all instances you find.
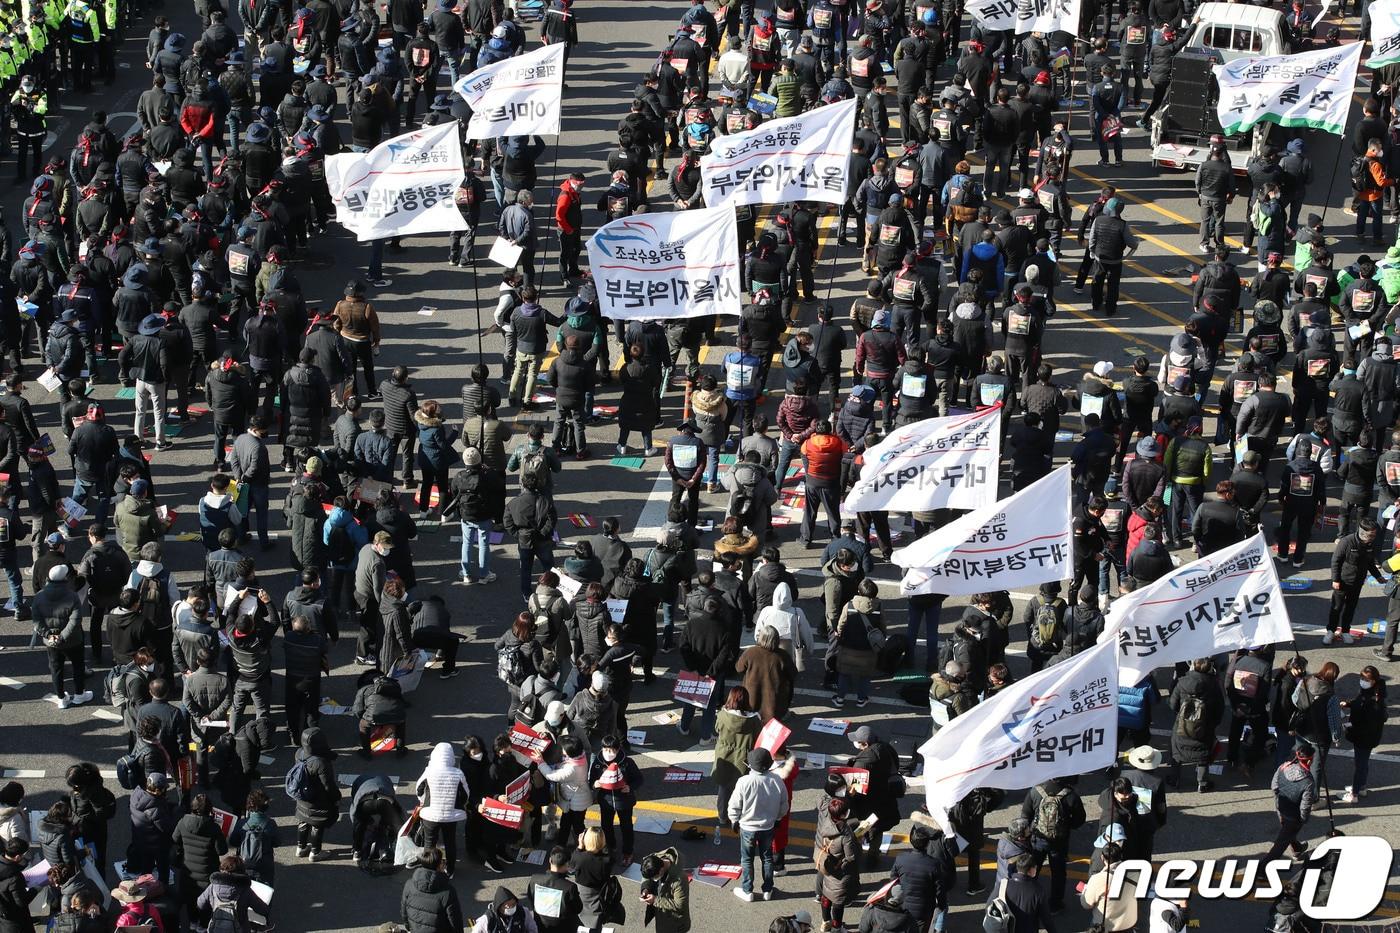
[585,207,742,321]
[919,639,1118,826]
[453,42,565,139]
[503,772,531,805]
[1015,0,1082,35]
[969,0,1016,31]
[895,465,1072,596]
[1214,42,1363,136]
[700,97,857,208]
[842,406,1001,515]
[1099,532,1293,686]
[1369,0,1400,67]
[325,122,468,242]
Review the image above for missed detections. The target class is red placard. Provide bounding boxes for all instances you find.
[596,763,624,790]
[755,719,791,755]
[503,772,531,805]
[481,797,524,829]
[672,671,716,709]
[697,863,742,879]
[509,722,552,764]
[828,766,870,794]
[663,767,704,783]
[211,808,238,838]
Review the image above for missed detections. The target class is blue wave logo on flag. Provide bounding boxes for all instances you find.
[591,219,656,258]
[1001,692,1059,742]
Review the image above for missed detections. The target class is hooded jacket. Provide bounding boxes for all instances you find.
[415,742,470,824]
[1271,758,1317,821]
[294,727,341,826]
[401,866,466,933]
[754,583,814,660]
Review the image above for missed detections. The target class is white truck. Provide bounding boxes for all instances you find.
[1149,2,1292,174]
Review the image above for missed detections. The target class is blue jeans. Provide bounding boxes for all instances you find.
[517,544,554,598]
[445,47,464,85]
[1098,555,1124,598]
[1168,482,1202,543]
[704,445,722,484]
[907,597,942,671]
[662,601,677,643]
[0,553,23,612]
[739,828,774,895]
[1357,197,1384,239]
[460,519,492,580]
[679,674,725,739]
[71,477,109,531]
[245,481,270,544]
[837,672,870,701]
[774,438,799,490]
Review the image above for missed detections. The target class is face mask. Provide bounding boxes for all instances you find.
[602,750,617,762]
[469,751,484,761]
[502,906,518,917]
[142,664,155,673]
[1361,679,1374,689]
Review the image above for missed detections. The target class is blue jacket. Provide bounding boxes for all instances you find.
[1118,678,1153,731]
[960,240,1004,296]
[722,351,762,401]
[323,505,369,569]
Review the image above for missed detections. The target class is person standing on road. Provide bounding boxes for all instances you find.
[1086,199,1136,318]
[1194,144,1235,254]
[728,746,788,902]
[1355,139,1392,246]
[1326,518,1385,645]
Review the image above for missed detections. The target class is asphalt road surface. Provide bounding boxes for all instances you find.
[0,1,1396,931]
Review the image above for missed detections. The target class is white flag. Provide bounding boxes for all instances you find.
[894,465,1072,597]
[969,0,1017,31]
[842,407,1001,515]
[700,97,857,209]
[585,207,743,321]
[324,122,467,242]
[453,42,565,140]
[1214,43,1362,137]
[1369,0,1400,67]
[1015,0,1082,35]
[920,639,1118,821]
[1099,532,1293,686]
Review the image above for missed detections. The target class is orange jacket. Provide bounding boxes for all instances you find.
[1360,157,1392,202]
[801,432,848,482]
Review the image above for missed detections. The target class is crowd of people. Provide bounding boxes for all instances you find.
[0,0,1392,931]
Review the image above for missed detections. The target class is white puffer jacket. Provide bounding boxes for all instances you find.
[415,742,470,823]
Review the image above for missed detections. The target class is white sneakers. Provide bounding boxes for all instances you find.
[71,691,93,706]
[734,889,755,902]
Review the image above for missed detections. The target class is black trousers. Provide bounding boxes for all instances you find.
[285,673,320,746]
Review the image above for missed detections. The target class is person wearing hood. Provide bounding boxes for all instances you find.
[34,565,89,707]
[196,854,270,930]
[172,792,229,916]
[197,474,243,552]
[507,285,560,409]
[833,578,885,706]
[755,581,815,671]
[292,726,340,861]
[400,846,466,933]
[548,336,596,460]
[116,313,172,449]
[414,741,470,876]
[1275,438,1325,567]
[445,447,505,586]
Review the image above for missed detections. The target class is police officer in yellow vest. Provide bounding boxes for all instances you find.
[96,0,115,83]
[63,0,98,92]
[0,38,18,160]
[11,74,47,179]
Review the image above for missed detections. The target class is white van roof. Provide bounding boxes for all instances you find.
[1191,1,1286,30]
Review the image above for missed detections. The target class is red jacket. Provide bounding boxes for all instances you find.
[179,102,217,141]
[555,184,582,234]
[801,432,848,482]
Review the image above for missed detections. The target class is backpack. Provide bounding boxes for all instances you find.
[104,661,136,707]
[1288,678,1315,733]
[644,548,674,587]
[497,642,528,687]
[285,759,312,803]
[983,879,1015,933]
[205,890,245,933]
[1350,156,1375,193]
[1033,787,1071,842]
[1033,598,1064,647]
[876,633,908,674]
[520,448,551,488]
[814,836,842,876]
[1176,694,1210,741]
[115,748,145,791]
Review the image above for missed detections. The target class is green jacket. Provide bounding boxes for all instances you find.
[114,496,164,561]
[772,72,800,118]
[1165,435,1210,486]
